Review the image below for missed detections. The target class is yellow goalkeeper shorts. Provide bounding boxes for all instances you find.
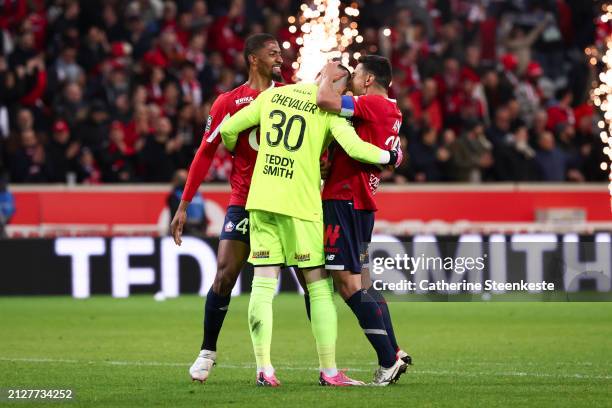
[248,209,324,269]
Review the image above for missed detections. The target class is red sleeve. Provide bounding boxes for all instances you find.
[0,0,27,30]
[546,107,564,131]
[182,96,230,202]
[20,70,47,106]
[428,101,443,132]
[353,95,380,121]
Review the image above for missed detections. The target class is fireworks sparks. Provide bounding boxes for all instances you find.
[290,0,360,82]
[591,3,612,203]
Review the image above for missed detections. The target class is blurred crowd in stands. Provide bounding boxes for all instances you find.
[0,0,606,184]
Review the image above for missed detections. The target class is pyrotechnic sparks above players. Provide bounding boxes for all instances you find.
[590,3,612,203]
[290,0,360,82]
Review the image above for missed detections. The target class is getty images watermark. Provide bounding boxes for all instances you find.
[371,252,555,292]
[363,235,612,301]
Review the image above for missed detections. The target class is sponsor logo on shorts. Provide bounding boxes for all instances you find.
[252,250,270,259]
[295,253,311,262]
[326,254,335,261]
[224,221,235,232]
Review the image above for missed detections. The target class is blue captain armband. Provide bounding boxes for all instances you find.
[340,95,355,117]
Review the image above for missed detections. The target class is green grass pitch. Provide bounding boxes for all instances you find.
[0,295,611,407]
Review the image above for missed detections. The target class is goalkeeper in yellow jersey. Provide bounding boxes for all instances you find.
[220,64,403,387]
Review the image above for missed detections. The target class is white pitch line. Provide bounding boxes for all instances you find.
[413,369,612,381]
[0,357,610,380]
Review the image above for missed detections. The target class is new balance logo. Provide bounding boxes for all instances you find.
[324,225,341,246]
[326,254,335,261]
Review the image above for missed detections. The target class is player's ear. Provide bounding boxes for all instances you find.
[248,54,257,68]
[366,74,374,87]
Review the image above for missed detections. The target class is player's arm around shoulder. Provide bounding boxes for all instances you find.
[220,90,267,151]
[328,114,403,168]
[328,114,386,164]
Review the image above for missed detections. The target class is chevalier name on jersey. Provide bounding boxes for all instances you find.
[270,93,318,114]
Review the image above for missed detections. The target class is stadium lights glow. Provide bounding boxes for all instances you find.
[591,3,612,206]
[292,0,360,82]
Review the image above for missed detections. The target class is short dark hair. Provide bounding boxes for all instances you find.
[358,55,392,89]
[243,33,277,68]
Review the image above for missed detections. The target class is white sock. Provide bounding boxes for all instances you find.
[257,366,275,377]
[198,349,216,360]
[321,367,338,377]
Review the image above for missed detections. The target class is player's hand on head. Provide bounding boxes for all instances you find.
[321,60,344,81]
[170,209,187,246]
[320,60,338,76]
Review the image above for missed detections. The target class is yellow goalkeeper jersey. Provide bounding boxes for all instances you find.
[220,83,388,222]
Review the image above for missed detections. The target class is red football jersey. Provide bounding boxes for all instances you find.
[322,94,402,211]
[182,82,278,207]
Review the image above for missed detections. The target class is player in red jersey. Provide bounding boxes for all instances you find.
[170,33,287,383]
[316,56,412,385]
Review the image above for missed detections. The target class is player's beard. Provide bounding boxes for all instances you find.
[271,65,283,82]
